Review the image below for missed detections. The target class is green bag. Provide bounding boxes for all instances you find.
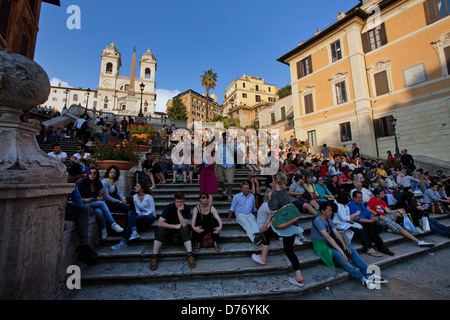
[271,203,301,230]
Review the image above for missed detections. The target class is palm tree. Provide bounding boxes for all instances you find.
[200,68,218,121]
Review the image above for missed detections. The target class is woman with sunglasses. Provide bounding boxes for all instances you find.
[191,191,222,252]
[77,166,124,239]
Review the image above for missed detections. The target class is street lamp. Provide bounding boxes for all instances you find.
[229,97,235,127]
[83,88,91,117]
[390,116,400,157]
[139,82,145,117]
[64,89,69,109]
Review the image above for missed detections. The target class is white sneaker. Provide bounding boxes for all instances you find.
[298,233,307,242]
[129,231,140,241]
[294,238,303,246]
[111,223,124,233]
[110,240,128,250]
[370,274,389,284]
[101,228,108,239]
[150,185,156,190]
[417,240,434,247]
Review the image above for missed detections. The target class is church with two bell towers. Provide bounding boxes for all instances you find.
[97,42,157,116]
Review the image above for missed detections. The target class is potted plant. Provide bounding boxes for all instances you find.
[129,124,157,151]
[91,139,141,170]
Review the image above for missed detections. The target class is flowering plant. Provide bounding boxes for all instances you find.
[91,139,141,165]
[129,124,158,139]
[383,156,401,170]
[130,134,152,146]
[330,148,345,158]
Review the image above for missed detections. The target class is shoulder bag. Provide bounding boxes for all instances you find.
[271,190,301,230]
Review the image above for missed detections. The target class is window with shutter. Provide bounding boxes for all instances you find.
[331,40,342,62]
[424,0,449,23]
[361,23,387,53]
[304,94,314,114]
[335,81,347,104]
[297,55,313,79]
[340,122,352,142]
[373,116,395,138]
[374,70,390,96]
[307,130,317,146]
[444,46,450,75]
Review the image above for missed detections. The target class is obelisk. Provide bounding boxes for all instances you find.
[124,45,138,113]
[128,45,136,98]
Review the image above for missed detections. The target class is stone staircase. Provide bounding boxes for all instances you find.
[60,167,450,300]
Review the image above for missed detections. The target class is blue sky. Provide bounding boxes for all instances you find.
[35,0,359,112]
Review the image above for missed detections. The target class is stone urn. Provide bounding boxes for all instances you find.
[0,49,74,299]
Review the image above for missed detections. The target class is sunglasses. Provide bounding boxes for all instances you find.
[200,196,208,199]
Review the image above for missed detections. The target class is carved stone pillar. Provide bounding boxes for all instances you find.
[0,49,74,299]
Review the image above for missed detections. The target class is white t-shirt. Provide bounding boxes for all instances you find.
[48,151,67,161]
[72,152,91,160]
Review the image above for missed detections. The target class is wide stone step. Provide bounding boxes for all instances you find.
[96,216,450,262]
[64,231,450,300]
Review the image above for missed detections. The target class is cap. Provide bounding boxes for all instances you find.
[68,163,91,176]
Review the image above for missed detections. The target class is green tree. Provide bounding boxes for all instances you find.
[277,84,292,99]
[200,68,218,121]
[167,97,188,121]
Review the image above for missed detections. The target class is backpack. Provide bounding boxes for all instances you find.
[430,200,445,214]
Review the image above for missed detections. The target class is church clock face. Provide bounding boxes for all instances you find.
[103,79,111,86]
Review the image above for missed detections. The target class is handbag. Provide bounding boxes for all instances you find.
[299,190,312,203]
[271,191,301,230]
[421,217,431,232]
[403,214,418,234]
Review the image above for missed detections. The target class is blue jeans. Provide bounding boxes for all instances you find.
[429,217,450,236]
[331,246,371,281]
[88,201,116,229]
[124,211,155,241]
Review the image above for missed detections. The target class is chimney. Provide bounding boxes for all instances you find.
[298,40,304,46]
[315,29,321,35]
[338,11,346,20]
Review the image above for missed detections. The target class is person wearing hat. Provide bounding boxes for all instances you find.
[66,163,98,265]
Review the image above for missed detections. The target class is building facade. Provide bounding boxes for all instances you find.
[97,43,157,116]
[41,42,158,117]
[278,0,450,160]
[167,89,223,123]
[258,94,295,143]
[223,74,278,116]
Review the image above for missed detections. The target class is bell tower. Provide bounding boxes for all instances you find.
[139,47,157,115]
[99,42,121,90]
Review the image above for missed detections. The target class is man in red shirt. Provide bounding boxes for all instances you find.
[367,188,434,247]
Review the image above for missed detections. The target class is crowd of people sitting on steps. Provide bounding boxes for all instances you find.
[56,121,450,289]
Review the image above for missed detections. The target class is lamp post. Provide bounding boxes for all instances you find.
[83,88,91,117]
[229,97,235,127]
[390,116,400,157]
[139,82,145,117]
[64,89,69,109]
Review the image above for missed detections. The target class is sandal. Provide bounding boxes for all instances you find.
[193,242,200,253]
[367,251,383,257]
[214,241,221,252]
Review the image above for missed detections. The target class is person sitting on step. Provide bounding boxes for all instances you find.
[223,181,262,244]
[150,192,196,270]
[76,166,124,239]
[111,179,156,250]
[366,188,434,248]
[191,191,222,252]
